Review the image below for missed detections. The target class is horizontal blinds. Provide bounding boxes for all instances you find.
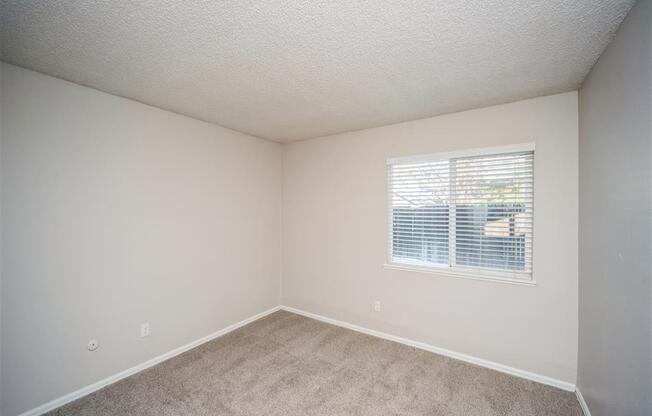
[389,159,450,266]
[388,150,534,277]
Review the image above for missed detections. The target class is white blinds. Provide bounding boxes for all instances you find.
[388,147,534,280]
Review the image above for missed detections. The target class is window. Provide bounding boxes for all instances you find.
[387,144,534,282]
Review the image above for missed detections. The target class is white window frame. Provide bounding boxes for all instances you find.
[384,143,536,286]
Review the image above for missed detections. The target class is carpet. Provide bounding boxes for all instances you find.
[46,310,582,415]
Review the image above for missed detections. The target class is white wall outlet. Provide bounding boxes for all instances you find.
[87,339,99,351]
[140,322,150,338]
[374,300,381,312]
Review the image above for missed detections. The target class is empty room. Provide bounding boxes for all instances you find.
[0,1,650,415]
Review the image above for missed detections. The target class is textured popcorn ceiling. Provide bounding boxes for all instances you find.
[0,1,635,142]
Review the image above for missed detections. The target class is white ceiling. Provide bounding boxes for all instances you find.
[1,1,634,142]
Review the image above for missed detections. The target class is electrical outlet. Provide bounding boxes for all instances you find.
[87,339,99,351]
[141,322,150,338]
[374,300,381,312]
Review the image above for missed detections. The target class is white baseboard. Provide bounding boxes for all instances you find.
[575,388,591,416]
[281,305,576,392]
[19,304,577,416]
[18,306,282,416]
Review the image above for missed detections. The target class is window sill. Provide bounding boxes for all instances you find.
[382,263,537,287]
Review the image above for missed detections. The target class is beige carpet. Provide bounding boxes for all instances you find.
[46,310,582,415]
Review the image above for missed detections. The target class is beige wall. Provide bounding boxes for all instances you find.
[0,63,283,416]
[0,61,4,414]
[578,0,651,414]
[1,62,582,414]
[282,92,579,384]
